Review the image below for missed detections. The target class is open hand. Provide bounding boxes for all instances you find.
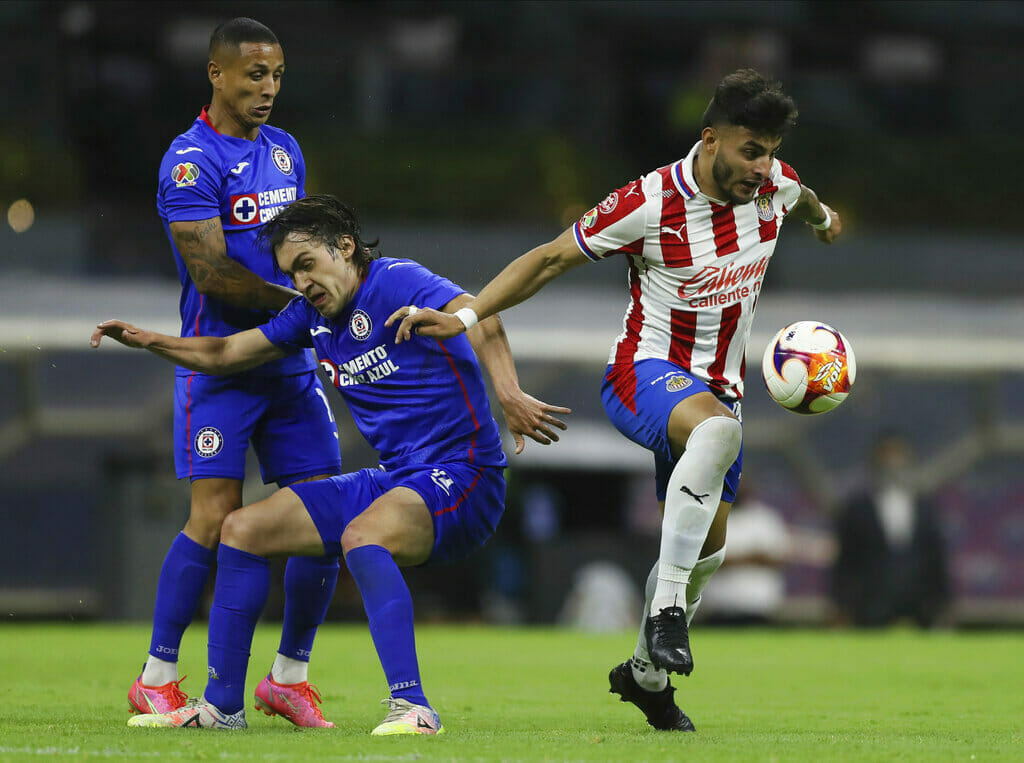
[90,319,152,349]
[500,389,572,454]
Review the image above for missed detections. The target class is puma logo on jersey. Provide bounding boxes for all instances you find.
[175,147,203,155]
[661,224,687,243]
[310,326,333,337]
[680,485,710,504]
[230,161,250,175]
[625,183,641,198]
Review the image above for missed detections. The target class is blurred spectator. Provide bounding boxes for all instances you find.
[830,432,950,628]
[700,479,790,625]
[558,561,641,632]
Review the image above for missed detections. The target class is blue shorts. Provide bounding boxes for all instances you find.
[601,359,743,503]
[288,461,506,565]
[173,370,342,486]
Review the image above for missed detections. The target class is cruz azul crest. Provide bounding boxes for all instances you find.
[349,309,372,341]
[271,145,293,175]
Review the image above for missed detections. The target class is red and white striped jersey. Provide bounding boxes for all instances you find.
[573,141,803,402]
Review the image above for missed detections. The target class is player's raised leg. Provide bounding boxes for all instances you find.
[129,478,241,715]
[129,487,328,729]
[341,487,444,736]
[646,394,741,675]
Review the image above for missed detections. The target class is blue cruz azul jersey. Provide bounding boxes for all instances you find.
[157,107,314,377]
[260,258,508,470]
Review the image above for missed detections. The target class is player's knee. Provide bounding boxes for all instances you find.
[188,498,234,532]
[340,519,377,556]
[219,510,258,552]
[686,415,743,471]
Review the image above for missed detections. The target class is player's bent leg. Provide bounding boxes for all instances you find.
[648,402,741,675]
[342,487,442,734]
[219,488,329,558]
[165,490,328,725]
[132,478,245,709]
[340,486,435,566]
[225,477,341,727]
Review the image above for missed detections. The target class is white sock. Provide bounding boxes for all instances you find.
[631,561,668,691]
[685,546,726,625]
[141,655,178,686]
[651,416,742,615]
[271,653,309,685]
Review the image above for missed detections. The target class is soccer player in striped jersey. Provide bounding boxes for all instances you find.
[92,195,569,734]
[392,69,842,731]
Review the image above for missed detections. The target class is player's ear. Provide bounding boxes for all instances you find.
[700,125,719,154]
[208,60,222,89]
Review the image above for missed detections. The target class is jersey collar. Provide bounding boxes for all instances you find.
[198,106,219,133]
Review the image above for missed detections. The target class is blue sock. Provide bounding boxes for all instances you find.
[205,544,270,715]
[278,555,340,662]
[149,533,214,661]
[346,545,429,707]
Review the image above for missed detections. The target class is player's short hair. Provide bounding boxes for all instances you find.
[209,17,279,59]
[261,195,380,275]
[701,68,798,136]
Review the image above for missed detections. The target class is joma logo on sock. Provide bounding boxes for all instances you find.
[389,680,420,692]
[154,645,178,655]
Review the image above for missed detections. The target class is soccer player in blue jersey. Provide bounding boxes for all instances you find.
[92,195,570,734]
[133,18,344,727]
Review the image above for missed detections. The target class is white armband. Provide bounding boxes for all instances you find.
[809,208,832,231]
[454,307,479,331]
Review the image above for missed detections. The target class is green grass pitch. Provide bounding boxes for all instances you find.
[1,623,1021,761]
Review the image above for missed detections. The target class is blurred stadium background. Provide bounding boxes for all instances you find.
[2,0,1023,628]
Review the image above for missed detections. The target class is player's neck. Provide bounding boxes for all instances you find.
[206,101,260,141]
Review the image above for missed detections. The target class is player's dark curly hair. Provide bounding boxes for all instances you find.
[701,68,798,136]
[260,195,380,275]
[209,17,279,58]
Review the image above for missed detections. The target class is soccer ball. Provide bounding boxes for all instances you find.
[761,321,856,414]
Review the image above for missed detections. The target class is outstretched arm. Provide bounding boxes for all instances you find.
[386,225,589,342]
[90,320,287,375]
[789,184,842,244]
[171,217,299,311]
[436,294,571,454]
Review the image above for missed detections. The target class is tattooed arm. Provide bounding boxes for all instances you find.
[169,217,299,311]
